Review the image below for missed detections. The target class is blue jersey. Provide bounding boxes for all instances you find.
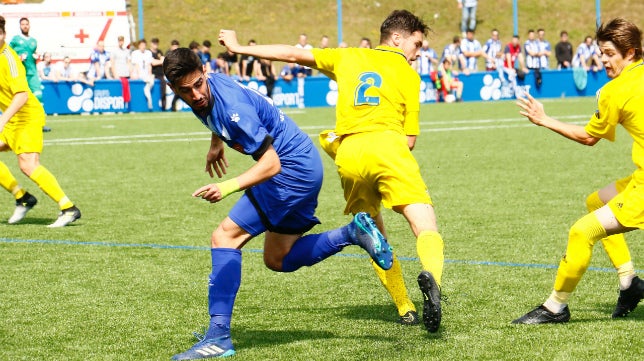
[195,73,322,234]
[195,73,313,160]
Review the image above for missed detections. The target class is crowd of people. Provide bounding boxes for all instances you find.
[18,13,608,109]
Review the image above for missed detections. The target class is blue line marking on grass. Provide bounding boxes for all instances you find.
[1,237,641,273]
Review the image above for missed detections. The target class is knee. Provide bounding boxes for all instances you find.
[568,217,604,248]
[18,160,38,176]
[263,253,283,272]
[210,223,243,249]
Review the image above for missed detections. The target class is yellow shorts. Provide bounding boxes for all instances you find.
[334,130,432,216]
[608,171,644,229]
[0,122,44,154]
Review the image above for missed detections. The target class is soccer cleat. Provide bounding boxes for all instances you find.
[398,310,420,325]
[512,305,571,324]
[171,335,236,360]
[349,212,393,270]
[612,276,644,318]
[47,206,81,228]
[8,192,38,224]
[417,271,442,333]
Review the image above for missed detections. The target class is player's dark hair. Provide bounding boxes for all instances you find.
[379,9,429,44]
[19,17,29,24]
[0,16,5,33]
[189,40,200,50]
[163,47,203,84]
[203,40,212,47]
[596,18,643,60]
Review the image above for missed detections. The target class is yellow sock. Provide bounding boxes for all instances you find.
[416,230,444,287]
[617,261,636,290]
[29,165,73,210]
[554,213,606,293]
[0,161,26,199]
[370,255,416,316]
[587,191,634,279]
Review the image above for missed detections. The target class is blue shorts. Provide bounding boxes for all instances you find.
[229,145,323,236]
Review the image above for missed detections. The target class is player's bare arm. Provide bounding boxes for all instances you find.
[205,133,229,178]
[517,93,600,146]
[218,29,317,68]
[194,145,281,203]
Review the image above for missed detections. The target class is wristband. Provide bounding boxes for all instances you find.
[217,178,241,199]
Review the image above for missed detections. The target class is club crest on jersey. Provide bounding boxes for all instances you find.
[230,112,240,123]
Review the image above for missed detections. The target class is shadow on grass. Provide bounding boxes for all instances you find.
[6,217,56,226]
[339,304,444,339]
[232,328,336,349]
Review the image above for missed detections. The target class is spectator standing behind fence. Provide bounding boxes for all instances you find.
[415,39,438,76]
[458,0,478,36]
[483,28,503,71]
[168,39,182,111]
[555,31,573,69]
[210,52,229,75]
[294,33,313,76]
[319,35,329,49]
[111,35,132,112]
[37,52,56,82]
[240,39,258,81]
[524,29,542,87]
[88,40,112,83]
[255,58,277,98]
[150,38,167,111]
[359,37,372,49]
[573,36,603,72]
[461,29,484,72]
[442,36,469,75]
[537,29,551,69]
[131,39,154,111]
[503,35,528,96]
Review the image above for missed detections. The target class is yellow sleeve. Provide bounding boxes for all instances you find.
[312,48,338,76]
[402,72,421,136]
[584,86,619,142]
[403,111,420,135]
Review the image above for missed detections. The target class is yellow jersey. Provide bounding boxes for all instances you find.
[312,45,420,136]
[0,42,46,126]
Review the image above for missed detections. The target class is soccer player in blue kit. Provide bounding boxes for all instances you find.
[163,48,394,360]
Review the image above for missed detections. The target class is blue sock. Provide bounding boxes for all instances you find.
[206,248,242,339]
[281,224,353,272]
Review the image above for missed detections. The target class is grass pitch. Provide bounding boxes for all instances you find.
[1,98,642,360]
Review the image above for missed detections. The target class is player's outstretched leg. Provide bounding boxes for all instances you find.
[350,212,393,270]
[417,270,441,332]
[8,192,38,224]
[613,276,644,318]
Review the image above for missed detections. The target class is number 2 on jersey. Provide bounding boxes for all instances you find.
[354,72,382,106]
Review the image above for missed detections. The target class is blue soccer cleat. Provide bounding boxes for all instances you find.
[350,212,393,270]
[171,335,236,360]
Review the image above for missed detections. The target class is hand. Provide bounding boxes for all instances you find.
[516,93,546,126]
[218,29,240,52]
[205,141,229,178]
[192,184,224,203]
